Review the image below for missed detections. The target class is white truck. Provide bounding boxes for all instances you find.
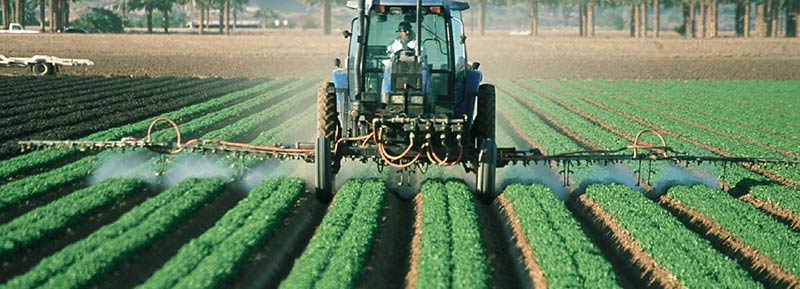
[0,23,40,34]
[0,55,94,76]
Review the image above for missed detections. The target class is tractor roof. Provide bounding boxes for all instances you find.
[345,0,469,11]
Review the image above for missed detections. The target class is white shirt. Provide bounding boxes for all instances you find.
[387,39,417,55]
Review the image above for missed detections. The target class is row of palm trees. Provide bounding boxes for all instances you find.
[473,0,799,38]
[299,0,798,38]
[3,0,797,36]
[0,0,247,33]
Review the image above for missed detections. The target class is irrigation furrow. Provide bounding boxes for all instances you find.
[658,194,800,288]
[562,83,799,188]
[572,195,681,289]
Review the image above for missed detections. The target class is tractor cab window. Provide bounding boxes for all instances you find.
[362,6,451,105]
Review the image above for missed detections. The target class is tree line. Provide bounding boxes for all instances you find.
[472,0,799,38]
[2,0,797,37]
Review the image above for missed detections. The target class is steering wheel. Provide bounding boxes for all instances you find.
[393,47,415,58]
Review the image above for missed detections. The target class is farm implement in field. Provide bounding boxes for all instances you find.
[0,54,94,76]
[19,117,799,203]
[17,0,799,203]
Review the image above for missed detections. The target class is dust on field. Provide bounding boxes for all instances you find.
[2,30,799,80]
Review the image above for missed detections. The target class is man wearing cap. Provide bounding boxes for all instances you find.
[387,21,417,56]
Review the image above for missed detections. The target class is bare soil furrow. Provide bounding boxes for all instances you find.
[572,195,682,289]
[569,88,800,188]
[228,194,327,289]
[495,195,546,289]
[738,194,800,232]
[403,194,423,289]
[642,95,800,143]
[610,95,799,160]
[528,80,800,225]
[356,193,414,289]
[657,195,800,288]
[497,85,602,151]
[0,186,155,284]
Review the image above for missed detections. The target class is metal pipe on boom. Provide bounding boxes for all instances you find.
[355,0,366,97]
[415,0,422,62]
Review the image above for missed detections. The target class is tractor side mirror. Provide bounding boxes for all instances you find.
[342,30,352,39]
[460,35,467,44]
[334,58,342,68]
[471,62,480,70]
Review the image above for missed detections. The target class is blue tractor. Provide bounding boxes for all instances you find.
[315,0,500,202]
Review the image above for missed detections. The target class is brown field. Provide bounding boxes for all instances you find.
[2,29,800,80]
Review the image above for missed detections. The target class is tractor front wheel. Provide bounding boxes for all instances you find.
[476,138,497,204]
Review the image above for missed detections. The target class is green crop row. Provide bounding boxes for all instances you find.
[415,180,488,289]
[139,178,304,289]
[663,81,800,129]
[0,79,311,211]
[497,82,642,191]
[0,178,227,289]
[584,184,760,289]
[628,80,800,145]
[151,78,314,141]
[279,179,386,289]
[0,178,148,256]
[568,80,800,183]
[201,86,316,141]
[314,179,385,289]
[595,80,799,159]
[0,78,292,180]
[543,80,770,186]
[749,185,800,215]
[668,185,800,276]
[503,183,621,288]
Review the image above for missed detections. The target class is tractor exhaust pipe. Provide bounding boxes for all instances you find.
[415,0,422,61]
[354,0,367,97]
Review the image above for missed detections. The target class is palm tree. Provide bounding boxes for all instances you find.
[298,0,347,35]
[128,0,159,32]
[1,0,8,29]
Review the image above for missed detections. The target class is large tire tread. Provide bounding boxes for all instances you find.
[317,82,339,140]
[473,83,496,147]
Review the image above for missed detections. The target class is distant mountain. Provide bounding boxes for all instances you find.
[257,0,307,12]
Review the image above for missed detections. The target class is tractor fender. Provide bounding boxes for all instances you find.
[332,68,348,118]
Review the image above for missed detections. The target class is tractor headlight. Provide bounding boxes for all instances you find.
[390,94,405,104]
[409,95,425,105]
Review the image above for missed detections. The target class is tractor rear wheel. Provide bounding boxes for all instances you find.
[476,138,497,204]
[318,82,339,140]
[472,84,496,149]
[316,82,339,202]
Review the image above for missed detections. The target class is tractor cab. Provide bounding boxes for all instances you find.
[334,1,478,136]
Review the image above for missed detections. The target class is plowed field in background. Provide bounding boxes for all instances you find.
[1,76,798,289]
[2,31,800,79]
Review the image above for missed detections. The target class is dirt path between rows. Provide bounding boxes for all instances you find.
[573,195,681,289]
[403,194,423,289]
[227,193,326,289]
[495,195,546,289]
[658,195,800,288]
[496,109,640,288]
[356,193,414,289]
[526,80,800,230]
[559,82,800,188]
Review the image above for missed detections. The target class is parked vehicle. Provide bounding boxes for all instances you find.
[0,54,94,76]
[0,23,40,34]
